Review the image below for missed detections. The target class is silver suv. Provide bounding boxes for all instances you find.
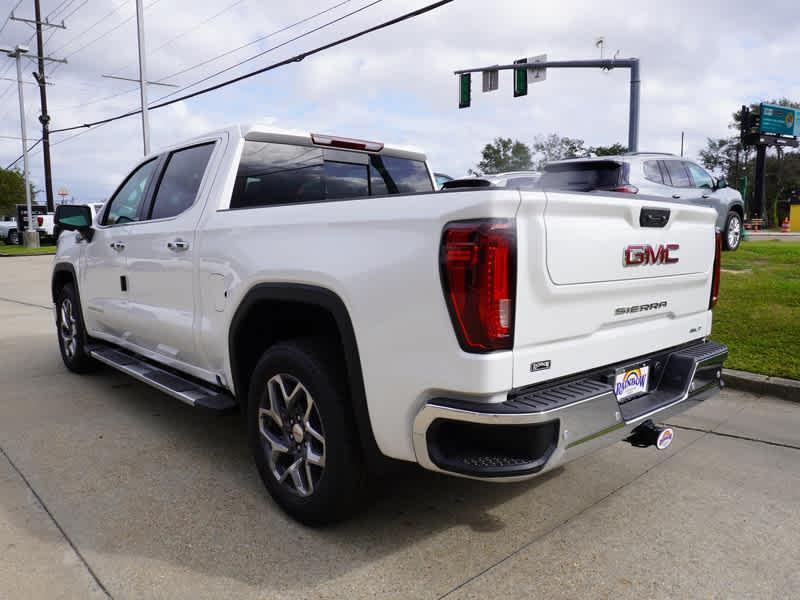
[540,153,745,250]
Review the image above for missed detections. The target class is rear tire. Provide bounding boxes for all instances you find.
[7,229,18,245]
[247,338,366,526]
[55,283,98,373]
[724,211,742,251]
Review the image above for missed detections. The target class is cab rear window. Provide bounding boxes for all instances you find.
[230,141,433,209]
[539,161,626,192]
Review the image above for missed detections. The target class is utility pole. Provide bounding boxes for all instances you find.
[11,4,66,213]
[454,57,642,152]
[135,0,150,155]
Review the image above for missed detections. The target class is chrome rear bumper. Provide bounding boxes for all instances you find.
[412,340,727,481]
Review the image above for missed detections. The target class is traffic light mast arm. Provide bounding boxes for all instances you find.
[453,57,639,74]
[454,57,640,152]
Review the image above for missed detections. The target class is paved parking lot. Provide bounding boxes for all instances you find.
[1,255,799,599]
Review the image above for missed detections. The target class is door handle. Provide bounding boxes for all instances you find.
[672,194,681,199]
[701,194,711,199]
[167,239,189,251]
[110,241,125,251]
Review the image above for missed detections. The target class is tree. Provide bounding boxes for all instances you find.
[590,143,627,156]
[531,134,589,170]
[473,137,533,175]
[0,168,27,215]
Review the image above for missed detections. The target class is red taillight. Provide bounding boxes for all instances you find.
[613,185,639,194]
[440,220,516,352]
[37,216,43,226]
[710,229,722,309]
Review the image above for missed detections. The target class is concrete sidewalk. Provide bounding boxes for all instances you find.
[1,256,799,599]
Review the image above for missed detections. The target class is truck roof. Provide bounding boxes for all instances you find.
[175,123,427,163]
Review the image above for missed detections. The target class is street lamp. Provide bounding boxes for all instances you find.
[0,44,39,248]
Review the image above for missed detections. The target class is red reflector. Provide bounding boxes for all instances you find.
[710,229,722,309]
[440,220,516,352]
[37,216,43,226]
[613,185,639,194]
[311,133,384,152]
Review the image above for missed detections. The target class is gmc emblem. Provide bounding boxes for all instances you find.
[624,244,679,266]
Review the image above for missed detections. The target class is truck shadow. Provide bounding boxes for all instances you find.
[2,353,565,596]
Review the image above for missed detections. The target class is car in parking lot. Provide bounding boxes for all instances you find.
[0,216,16,243]
[540,153,745,250]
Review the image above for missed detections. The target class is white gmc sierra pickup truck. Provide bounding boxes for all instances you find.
[51,124,727,524]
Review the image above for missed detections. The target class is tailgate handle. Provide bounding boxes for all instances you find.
[640,207,670,228]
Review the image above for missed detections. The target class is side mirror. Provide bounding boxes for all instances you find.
[714,177,728,191]
[55,204,94,241]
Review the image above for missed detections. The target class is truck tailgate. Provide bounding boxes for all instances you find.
[512,190,718,389]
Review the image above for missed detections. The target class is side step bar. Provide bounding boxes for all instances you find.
[89,345,237,412]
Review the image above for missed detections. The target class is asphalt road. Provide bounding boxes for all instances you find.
[1,256,799,599]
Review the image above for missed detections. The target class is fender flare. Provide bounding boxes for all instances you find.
[228,283,383,467]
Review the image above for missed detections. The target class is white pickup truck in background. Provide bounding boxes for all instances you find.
[51,124,727,524]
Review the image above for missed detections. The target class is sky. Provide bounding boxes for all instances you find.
[0,0,798,204]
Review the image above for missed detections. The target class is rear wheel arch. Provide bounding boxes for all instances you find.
[228,283,383,469]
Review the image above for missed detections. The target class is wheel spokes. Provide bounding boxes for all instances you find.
[260,372,326,498]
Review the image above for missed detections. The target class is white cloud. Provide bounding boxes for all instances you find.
[0,0,798,201]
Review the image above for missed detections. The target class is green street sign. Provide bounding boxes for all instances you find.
[759,103,799,137]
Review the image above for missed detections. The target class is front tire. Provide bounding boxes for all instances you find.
[7,229,18,245]
[55,283,98,373]
[247,339,366,525]
[724,211,742,251]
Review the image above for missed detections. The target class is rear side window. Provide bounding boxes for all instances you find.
[369,155,433,195]
[540,161,623,192]
[663,160,692,188]
[230,141,433,209]
[325,161,369,198]
[643,160,664,184]
[149,143,215,220]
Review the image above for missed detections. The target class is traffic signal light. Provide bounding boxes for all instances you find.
[513,58,527,97]
[459,73,471,109]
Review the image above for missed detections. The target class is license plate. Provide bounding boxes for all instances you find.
[614,364,650,401]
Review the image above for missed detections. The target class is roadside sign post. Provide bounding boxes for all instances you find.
[455,56,641,152]
[740,103,800,226]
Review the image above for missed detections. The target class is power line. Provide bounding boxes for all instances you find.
[58,0,89,22]
[46,0,74,20]
[75,0,355,111]
[130,0,249,67]
[5,138,43,169]
[152,0,382,104]
[50,0,453,135]
[49,0,130,56]
[62,0,162,60]
[0,0,25,36]
[152,0,354,84]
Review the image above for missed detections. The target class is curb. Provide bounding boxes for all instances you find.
[723,368,800,403]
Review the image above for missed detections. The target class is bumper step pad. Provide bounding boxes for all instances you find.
[88,344,237,412]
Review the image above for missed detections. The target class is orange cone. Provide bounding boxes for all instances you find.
[782,218,791,233]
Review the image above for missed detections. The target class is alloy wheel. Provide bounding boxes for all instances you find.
[59,298,78,359]
[258,373,326,497]
[728,216,741,249]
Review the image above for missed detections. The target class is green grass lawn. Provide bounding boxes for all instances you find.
[0,241,56,256]
[712,240,800,380]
